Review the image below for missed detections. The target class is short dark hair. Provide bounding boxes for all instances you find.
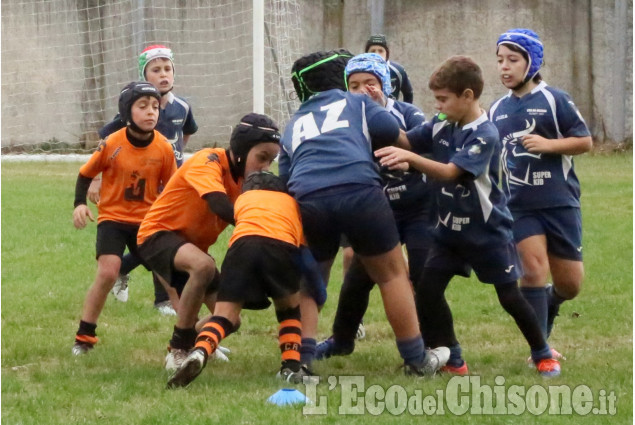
[498,42,543,83]
[428,56,484,99]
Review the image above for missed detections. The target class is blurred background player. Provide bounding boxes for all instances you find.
[279,49,448,376]
[167,171,311,388]
[376,55,561,377]
[90,45,198,315]
[490,29,592,358]
[317,53,433,359]
[136,113,280,375]
[365,34,414,104]
[71,81,177,355]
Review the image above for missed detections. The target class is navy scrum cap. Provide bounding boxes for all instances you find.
[365,34,390,59]
[118,81,161,125]
[291,49,353,102]
[497,28,543,83]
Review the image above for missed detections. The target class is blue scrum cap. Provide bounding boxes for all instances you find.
[497,28,543,82]
[345,53,392,98]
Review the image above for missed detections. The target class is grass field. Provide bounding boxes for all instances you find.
[1,152,632,424]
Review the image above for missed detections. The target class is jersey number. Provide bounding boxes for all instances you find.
[291,99,349,152]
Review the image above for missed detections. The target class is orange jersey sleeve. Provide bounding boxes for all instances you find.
[79,128,176,224]
[229,190,303,247]
[137,148,242,252]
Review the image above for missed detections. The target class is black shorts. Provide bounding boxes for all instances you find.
[137,230,219,296]
[217,236,302,310]
[96,221,144,264]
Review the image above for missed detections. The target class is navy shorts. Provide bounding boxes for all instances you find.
[298,184,400,262]
[512,207,583,261]
[425,239,522,284]
[137,230,219,296]
[217,236,302,310]
[96,221,143,263]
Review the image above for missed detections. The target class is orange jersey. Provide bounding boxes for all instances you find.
[229,190,303,248]
[137,148,242,252]
[79,128,176,224]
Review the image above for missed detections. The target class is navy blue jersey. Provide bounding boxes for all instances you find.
[489,81,590,211]
[387,61,413,104]
[99,92,197,167]
[407,112,514,248]
[382,98,430,213]
[279,89,399,199]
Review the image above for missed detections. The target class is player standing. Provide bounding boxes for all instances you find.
[490,29,592,351]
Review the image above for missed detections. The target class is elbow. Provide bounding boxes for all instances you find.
[582,136,593,153]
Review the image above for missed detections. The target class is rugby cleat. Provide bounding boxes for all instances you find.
[276,364,317,384]
[404,347,450,377]
[111,274,129,302]
[315,336,354,360]
[535,358,561,377]
[165,347,189,374]
[167,348,207,388]
[154,300,177,316]
[440,360,469,376]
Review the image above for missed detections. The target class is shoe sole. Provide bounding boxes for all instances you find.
[167,358,204,389]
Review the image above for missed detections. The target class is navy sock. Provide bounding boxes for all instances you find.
[547,285,567,306]
[520,287,548,338]
[300,338,316,366]
[447,343,464,367]
[531,345,552,362]
[396,335,425,367]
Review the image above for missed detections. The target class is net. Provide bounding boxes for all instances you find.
[1,0,302,155]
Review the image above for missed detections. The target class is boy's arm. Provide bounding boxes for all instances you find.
[375,146,463,181]
[366,101,400,150]
[202,192,235,225]
[522,134,592,155]
[73,174,95,229]
[400,69,414,104]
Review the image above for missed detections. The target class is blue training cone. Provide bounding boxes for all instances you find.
[267,388,311,406]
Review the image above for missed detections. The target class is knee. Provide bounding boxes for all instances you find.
[554,278,583,300]
[189,258,216,287]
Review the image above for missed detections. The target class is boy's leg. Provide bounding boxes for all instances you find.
[547,255,583,337]
[153,272,177,315]
[274,294,312,383]
[360,244,449,375]
[74,254,121,354]
[517,235,551,338]
[167,301,238,388]
[494,281,560,376]
[111,252,142,302]
[318,254,372,359]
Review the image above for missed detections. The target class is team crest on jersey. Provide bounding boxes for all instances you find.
[468,144,482,156]
[205,152,220,164]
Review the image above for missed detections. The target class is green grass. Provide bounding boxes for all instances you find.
[1,153,632,424]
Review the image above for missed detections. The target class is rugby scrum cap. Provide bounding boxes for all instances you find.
[365,34,390,59]
[345,53,392,98]
[497,28,543,83]
[230,113,281,165]
[242,171,287,193]
[138,45,175,80]
[118,81,161,127]
[291,49,353,102]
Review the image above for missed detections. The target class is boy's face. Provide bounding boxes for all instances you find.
[432,88,469,124]
[496,45,528,89]
[145,58,174,94]
[347,72,385,105]
[367,45,387,60]
[243,142,280,178]
[130,96,160,132]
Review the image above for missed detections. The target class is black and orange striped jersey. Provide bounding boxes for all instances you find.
[79,128,176,224]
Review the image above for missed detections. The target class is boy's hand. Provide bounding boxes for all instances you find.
[364,85,385,105]
[375,146,412,171]
[87,178,102,204]
[73,204,95,229]
[522,134,550,153]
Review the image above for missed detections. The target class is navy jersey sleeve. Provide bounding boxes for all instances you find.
[98,115,125,139]
[366,100,400,150]
[450,133,496,179]
[406,120,433,154]
[278,143,291,184]
[182,104,198,135]
[553,90,591,138]
[403,104,425,129]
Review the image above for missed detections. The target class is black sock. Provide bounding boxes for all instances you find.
[496,282,548,352]
[520,286,548,338]
[76,320,98,346]
[332,255,372,347]
[415,268,458,348]
[169,326,198,350]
